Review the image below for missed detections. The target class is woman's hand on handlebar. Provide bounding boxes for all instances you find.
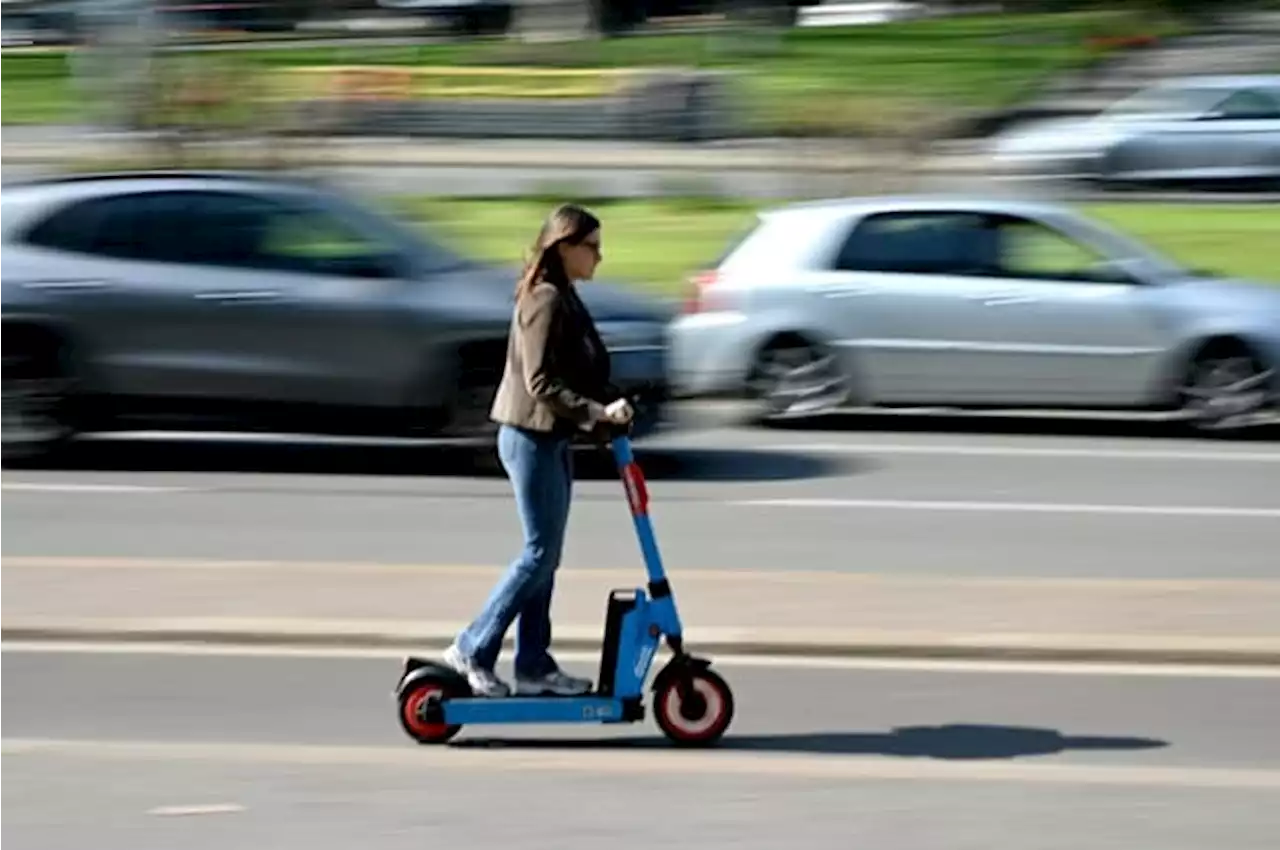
[603,398,634,425]
[580,397,634,440]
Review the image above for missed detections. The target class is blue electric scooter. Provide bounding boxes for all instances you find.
[394,429,734,747]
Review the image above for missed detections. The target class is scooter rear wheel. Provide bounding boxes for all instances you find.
[398,677,465,744]
[654,668,734,747]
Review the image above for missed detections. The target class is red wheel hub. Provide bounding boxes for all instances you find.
[402,685,447,739]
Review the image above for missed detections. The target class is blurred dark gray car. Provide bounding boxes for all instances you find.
[1,172,671,461]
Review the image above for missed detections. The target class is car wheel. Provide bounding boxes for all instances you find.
[441,340,505,439]
[1177,340,1275,435]
[2,330,78,464]
[746,336,848,422]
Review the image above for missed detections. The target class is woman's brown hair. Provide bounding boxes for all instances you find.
[515,203,601,301]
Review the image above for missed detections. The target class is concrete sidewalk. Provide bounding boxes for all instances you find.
[4,556,1279,664]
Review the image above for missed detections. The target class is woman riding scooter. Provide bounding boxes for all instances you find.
[442,203,634,698]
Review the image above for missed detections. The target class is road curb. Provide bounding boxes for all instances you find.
[6,625,1279,667]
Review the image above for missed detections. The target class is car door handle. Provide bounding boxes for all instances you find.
[822,286,873,298]
[196,289,282,303]
[969,292,1037,306]
[21,278,111,293]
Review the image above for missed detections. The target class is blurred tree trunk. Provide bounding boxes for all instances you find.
[72,0,164,131]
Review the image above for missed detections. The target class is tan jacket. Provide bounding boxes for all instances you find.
[490,280,613,434]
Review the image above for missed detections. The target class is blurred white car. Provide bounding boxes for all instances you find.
[797,1,927,28]
[668,196,1280,433]
[991,75,1280,187]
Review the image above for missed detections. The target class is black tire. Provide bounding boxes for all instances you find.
[443,340,505,438]
[1177,338,1275,436]
[2,328,77,465]
[397,676,467,745]
[746,335,847,422]
[654,667,734,747]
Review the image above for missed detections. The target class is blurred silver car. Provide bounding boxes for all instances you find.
[992,75,1280,187]
[1,171,671,461]
[668,196,1280,432]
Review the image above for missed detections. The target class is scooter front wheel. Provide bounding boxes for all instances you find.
[654,668,734,747]
[398,677,465,745]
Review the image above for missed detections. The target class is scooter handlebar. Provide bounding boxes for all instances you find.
[600,388,651,441]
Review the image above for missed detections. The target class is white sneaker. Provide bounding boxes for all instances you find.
[442,644,510,698]
[516,668,593,696]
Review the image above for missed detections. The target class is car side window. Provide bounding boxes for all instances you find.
[172,192,278,269]
[23,198,110,255]
[182,191,402,278]
[23,193,188,262]
[832,212,994,276]
[258,205,401,278]
[988,215,1117,283]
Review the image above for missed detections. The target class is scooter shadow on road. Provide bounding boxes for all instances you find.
[27,440,863,484]
[452,724,1168,760]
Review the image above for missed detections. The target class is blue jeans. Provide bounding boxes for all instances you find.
[455,424,573,678]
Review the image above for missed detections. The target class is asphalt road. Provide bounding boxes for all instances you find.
[4,423,1279,578]
[3,645,1279,849]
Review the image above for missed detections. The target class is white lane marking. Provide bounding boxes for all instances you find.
[732,498,1280,519]
[148,803,245,817]
[6,641,1280,680]
[1,482,194,494]
[13,486,1274,518]
[7,556,1279,592]
[7,738,1280,790]
[776,442,1280,463]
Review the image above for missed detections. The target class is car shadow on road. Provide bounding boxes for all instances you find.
[29,439,861,484]
[763,412,1280,442]
[452,724,1168,760]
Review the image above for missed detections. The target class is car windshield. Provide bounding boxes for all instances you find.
[319,192,473,276]
[1063,213,1195,281]
[1103,85,1224,118]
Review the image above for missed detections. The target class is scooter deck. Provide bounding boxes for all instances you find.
[397,657,645,726]
[442,694,644,725]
